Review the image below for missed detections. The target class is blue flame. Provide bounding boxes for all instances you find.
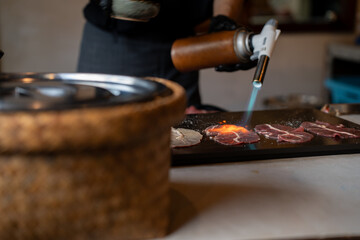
[241,85,261,126]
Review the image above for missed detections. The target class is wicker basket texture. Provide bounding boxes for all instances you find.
[0,77,186,239]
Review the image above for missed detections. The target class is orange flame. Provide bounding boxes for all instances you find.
[208,124,250,134]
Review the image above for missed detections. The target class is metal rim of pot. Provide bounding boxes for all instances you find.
[0,72,172,111]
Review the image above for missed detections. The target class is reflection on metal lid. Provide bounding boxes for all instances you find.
[0,73,171,111]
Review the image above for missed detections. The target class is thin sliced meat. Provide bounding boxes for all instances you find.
[254,124,295,140]
[278,131,314,143]
[254,124,313,143]
[213,131,260,145]
[171,127,203,148]
[300,121,360,139]
[205,124,260,145]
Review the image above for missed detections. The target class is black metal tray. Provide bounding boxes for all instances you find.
[171,108,360,166]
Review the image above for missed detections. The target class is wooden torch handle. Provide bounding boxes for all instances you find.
[171,30,239,72]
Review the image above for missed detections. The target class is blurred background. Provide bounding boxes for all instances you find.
[1,0,359,111]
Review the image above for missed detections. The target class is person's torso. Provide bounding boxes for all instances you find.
[84,0,213,39]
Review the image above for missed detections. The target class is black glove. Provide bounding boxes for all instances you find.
[209,15,258,72]
[94,0,112,15]
[215,61,258,71]
[0,50,3,59]
[209,15,238,32]
[93,0,160,21]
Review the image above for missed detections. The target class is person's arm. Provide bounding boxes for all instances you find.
[213,0,244,24]
[194,0,244,34]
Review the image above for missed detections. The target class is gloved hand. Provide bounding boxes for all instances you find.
[215,61,258,71]
[94,0,160,21]
[209,15,258,72]
[209,15,238,32]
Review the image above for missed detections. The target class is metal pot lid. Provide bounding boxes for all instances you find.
[0,73,171,111]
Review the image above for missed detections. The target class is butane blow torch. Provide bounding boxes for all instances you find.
[171,19,281,87]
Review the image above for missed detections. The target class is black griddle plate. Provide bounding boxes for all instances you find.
[171,108,360,166]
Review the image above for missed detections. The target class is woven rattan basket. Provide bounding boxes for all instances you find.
[0,77,186,239]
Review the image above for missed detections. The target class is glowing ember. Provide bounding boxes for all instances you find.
[204,124,260,145]
[206,124,250,135]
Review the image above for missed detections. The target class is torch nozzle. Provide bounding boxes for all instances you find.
[253,80,262,89]
[252,55,269,88]
[250,18,280,88]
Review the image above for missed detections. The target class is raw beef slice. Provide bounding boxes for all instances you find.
[254,124,313,143]
[300,121,360,139]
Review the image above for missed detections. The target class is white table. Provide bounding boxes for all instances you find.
[160,115,360,240]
